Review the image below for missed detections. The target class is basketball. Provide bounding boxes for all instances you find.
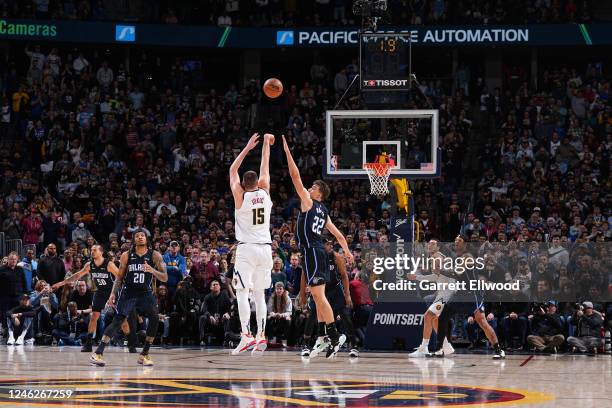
[263,78,283,98]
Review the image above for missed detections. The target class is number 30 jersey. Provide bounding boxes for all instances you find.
[235,188,272,244]
[124,248,154,294]
[297,200,328,249]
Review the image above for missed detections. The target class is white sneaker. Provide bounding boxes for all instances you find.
[251,334,268,356]
[442,339,455,355]
[15,336,25,346]
[301,347,311,357]
[25,338,35,345]
[409,345,431,358]
[309,336,330,359]
[231,334,256,355]
[6,336,15,346]
[493,349,506,360]
[349,348,359,358]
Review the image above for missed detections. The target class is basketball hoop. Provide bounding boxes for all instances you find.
[363,163,391,195]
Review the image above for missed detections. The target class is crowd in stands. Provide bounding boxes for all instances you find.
[0,1,594,26]
[0,34,609,354]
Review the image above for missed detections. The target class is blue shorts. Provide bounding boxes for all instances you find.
[116,291,158,318]
[92,291,111,312]
[302,247,329,287]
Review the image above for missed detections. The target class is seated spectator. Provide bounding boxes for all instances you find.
[284,253,302,296]
[266,282,292,347]
[52,301,88,346]
[270,257,287,291]
[156,284,173,345]
[501,288,530,350]
[69,280,92,323]
[199,279,232,345]
[567,301,604,354]
[170,278,199,344]
[527,300,565,352]
[6,294,36,345]
[30,280,58,340]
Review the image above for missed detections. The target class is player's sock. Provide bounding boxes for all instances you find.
[236,289,251,335]
[326,323,339,342]
[141,341,151,356]
[317,322,326,338]
[95,340,108,355]
[421,338,429,348]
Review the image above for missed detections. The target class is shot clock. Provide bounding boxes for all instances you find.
[360,32,411,91]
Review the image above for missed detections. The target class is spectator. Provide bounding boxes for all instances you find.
[527,300,565,352]
[5,294,36,345]
[164,240,187,297]
[96,61,114,89]
[69,280,92,320]
[71,222,93,247]
[21,208,43,247]
[36,243,66,287]
[156,285,173,345]
[30,280,58,340]
[567,301,604,354]
[170,278,199,344]
[199,279,232,345]
[19,248,38,291]
[270,257,287,290]
[285,253,302,296]
[266,282,292,347]
[52,301,88,346]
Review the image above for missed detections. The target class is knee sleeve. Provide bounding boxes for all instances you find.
[252,289,267,335]
[146,314,159,338]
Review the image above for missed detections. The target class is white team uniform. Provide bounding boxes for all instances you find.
[415,251,456,317]
[233,188,273,290]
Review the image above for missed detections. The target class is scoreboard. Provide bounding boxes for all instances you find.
[360,32,411,91]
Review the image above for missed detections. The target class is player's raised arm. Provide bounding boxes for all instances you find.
[51,261,91,291]
[282,135,312,209]
[258,133,273,193]
[325,216,354,264]
[230,133,260,206]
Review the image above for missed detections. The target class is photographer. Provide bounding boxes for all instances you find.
[567,301,604,354]
[52,301,88,346]
[30,280,58,340]
[527,300,565,352]
[501,287,530,350]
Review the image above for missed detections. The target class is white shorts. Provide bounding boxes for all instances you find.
[427,290,454,317]
[233,243,273,291]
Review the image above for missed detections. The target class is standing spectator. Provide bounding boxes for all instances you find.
[270,257,287,290]
[501,288,530,350]
[156,285,173,344]
[198,280,232,345]
[72,52,89,75]
[71,222,93,247]
[567,301,604,354]
[36,243,66,286]
[25,45,45,85]
[164,240,187,297]
[96,61,114,90]
[5,295,36,345]
[20,249,38,291]
[349,269,373,343]
[21,208,43,247]
[527,301,565,352]
[170,279,199,344]
[266,282,292,347]
[285,254,302,296]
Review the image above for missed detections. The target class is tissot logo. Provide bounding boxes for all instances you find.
[363,79,409,87]
[276,30,294,45]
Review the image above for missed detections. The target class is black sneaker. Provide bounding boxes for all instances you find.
[349,348,359,358]
[326,334,346,359]
[81,342,93,352]
[129,346,138,353]
[493,349,506,359]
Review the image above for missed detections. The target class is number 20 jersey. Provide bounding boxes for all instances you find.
[235,188,272,244]
[297,200,328,249]
[124,248,154,294]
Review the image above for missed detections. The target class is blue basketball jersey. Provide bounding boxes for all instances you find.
[124,248,154,294]
[297,201,328,249]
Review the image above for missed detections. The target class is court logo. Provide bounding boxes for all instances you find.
[0,378,553,407]
[276,30,294,45]
[115,25,136,42]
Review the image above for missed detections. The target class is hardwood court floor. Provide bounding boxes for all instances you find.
[0,345,610,407]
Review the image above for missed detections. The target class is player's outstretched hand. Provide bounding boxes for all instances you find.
[281,134,289,153]
[143,261,154,274]
[263,133,275,145]
[247,133,260,150]
[50,282,62,291]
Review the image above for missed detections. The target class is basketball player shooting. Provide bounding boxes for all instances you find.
[229,132,274,355]
[282,135,354,358]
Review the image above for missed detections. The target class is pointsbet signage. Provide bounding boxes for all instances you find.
[0,20,57,37]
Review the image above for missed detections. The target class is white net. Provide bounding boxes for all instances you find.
[364,163,391,195]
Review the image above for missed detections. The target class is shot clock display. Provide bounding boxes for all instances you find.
[360,32,411,91]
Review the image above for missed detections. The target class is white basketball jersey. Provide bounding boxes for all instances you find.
[235,188,273,244]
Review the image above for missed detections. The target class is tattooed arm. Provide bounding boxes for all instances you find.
[145,250,168,282]
[108,251,128,306]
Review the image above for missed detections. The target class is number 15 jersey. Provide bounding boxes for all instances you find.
[235,188,272,244]
[297,200,328,249]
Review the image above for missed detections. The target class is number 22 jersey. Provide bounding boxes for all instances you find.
[297,200,328,249]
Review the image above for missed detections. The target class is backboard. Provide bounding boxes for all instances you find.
[324,110,440,179]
